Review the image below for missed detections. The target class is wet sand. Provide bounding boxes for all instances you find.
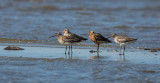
[0,44,160,83]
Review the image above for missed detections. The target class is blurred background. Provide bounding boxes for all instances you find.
[0,0,159,48]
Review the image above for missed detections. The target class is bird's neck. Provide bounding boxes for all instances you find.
[64,32,70,36]
[64,32,67,35]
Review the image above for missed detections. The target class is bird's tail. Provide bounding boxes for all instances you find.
[106,39,112,43]
[134,39,138,41]
[80,37,88,40]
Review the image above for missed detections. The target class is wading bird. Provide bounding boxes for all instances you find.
[49,32,70,54]
[112,33,137,55]
[50,30,87,54]
[89,30,112,52]
[62,29,87,53]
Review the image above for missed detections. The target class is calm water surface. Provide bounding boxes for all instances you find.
[0,0,160,83]
[0,45,160,83]
[0,0,160,48]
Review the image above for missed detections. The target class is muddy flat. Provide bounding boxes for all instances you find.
[0,44,160,83]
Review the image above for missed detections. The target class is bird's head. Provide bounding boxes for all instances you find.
[63,28,69,33]
[112,33,117,38]
[89,30,94,35]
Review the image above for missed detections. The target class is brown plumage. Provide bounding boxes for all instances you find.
[49,32,85,54]
[112,33,137,55]
[49,32,69,54]
[62,29,88,53]
[63,29,87,41]
[89,30,111,52]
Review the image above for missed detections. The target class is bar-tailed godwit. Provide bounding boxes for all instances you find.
[112,33,137,55]
[63,29,87,40]
[49,32,70,54]
[89,30,112,52]
[62,29,88,53]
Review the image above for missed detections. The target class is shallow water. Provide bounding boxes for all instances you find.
[1,45,160,64]
[0,0,160,48]
[0,0,160,82]
[0,45,160,83]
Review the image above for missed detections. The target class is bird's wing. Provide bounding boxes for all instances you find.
[94,33,111,42]
[117,35,137,43]
[62,36,81,42]
[69,33,87,40]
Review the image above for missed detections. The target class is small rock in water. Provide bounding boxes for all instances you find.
[89,50,97,53]
[151,49,158,52]
[4,46,24,50]
[143,48,160,52]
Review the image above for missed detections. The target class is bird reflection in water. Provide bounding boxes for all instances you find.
[119,54,126,61]
[89,52,100,59]
[65,52,73,59]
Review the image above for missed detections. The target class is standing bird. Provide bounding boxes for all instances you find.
[49,32,87,54]
[112,33,137,55]
[89,30,112,52]
[63,29,87,41]
[62,29,87,53]
[49,32,69,54]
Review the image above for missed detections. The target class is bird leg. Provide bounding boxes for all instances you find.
[123,54,126,61]
[97,44,99,52]
[68,46,70,54]
[71,44,73,53]
[119,46,122,55]
[123,46,125,55]
[70,51,72,59]
[65,46,67,54]
[97,51,99,57]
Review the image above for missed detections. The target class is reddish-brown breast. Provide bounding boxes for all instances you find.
[89,33,101,44]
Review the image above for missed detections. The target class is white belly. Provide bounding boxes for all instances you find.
[58,39,64,44]
[114,38,128,46]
